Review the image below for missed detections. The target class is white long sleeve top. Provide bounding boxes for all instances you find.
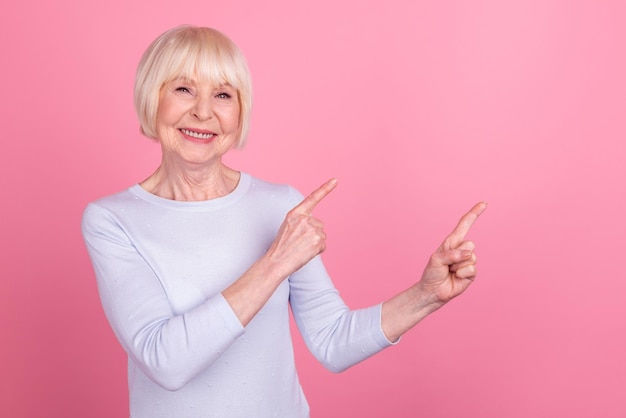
[81,172,393,418]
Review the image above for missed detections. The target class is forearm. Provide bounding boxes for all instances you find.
[380,284,445,343]
[288,257,394,372]
[221,255,287,327]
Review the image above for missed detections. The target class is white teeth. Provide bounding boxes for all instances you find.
[181,129,215,139]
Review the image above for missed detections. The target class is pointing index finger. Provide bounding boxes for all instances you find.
[294,178,338,215]
[444,202,487,249]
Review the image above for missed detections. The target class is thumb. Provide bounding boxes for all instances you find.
[432,249,473,267]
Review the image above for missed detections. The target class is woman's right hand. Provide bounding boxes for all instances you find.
[223,178,337,327]
[265,178,338,278]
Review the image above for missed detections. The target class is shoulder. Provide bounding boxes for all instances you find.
[245,173,303,207]
[84,186,139,211]
[81,187,139,235]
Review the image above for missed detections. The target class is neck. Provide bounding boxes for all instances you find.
[140,159,240,201]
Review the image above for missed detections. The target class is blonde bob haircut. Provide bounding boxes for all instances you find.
[134,25,253,148]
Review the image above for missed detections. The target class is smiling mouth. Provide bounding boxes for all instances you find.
[180,128,215,140]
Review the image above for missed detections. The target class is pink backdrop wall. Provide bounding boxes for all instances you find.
[2,1,625,417]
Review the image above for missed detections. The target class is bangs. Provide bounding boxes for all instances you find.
[161,30,246,90]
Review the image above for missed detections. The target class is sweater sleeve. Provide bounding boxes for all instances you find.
[286,188,396,373]
[81,203,245,391]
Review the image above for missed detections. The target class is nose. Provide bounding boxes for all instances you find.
[191,95,213,121]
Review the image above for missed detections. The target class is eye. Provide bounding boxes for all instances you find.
[216,92,232,99]
[175,86,191,94]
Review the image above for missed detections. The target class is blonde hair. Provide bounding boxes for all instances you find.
[134,25,253,148]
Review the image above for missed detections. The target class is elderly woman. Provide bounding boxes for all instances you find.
[82,25,485,418]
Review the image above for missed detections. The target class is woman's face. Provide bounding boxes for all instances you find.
[155,77,240,166]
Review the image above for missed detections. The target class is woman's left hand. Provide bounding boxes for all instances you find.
[417,202,487,306]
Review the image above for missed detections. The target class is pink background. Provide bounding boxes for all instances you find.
[2,0,625,417]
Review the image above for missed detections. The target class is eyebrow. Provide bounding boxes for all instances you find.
[167,78,234,89]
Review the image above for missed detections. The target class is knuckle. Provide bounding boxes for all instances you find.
[464,265,477,277]
[313,234,325,245]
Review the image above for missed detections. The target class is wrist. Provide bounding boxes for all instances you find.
[381,284,444,342]
[254,252,290,286]
[413,282,446,314]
